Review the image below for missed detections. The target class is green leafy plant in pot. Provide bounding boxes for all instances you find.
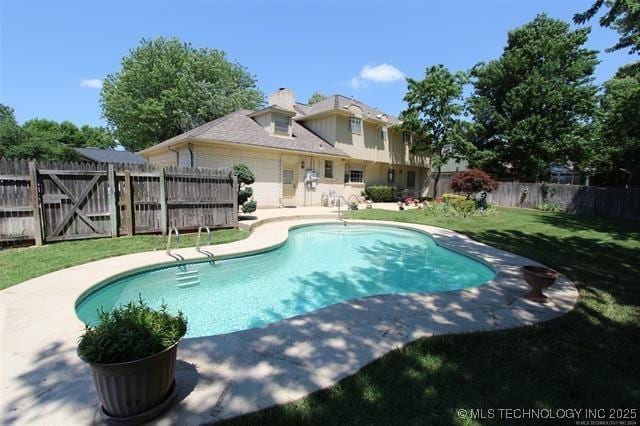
[78,299,187,422]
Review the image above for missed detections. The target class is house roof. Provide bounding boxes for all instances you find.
[140,109,349,158]
[75,147,146,164]
[295,95,400,124]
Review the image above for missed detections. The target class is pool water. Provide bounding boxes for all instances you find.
[76,224,495,337]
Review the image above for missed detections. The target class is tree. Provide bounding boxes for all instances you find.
[0,104,27,159]
[590,72,640,186]
[233,163,257,214]
[101,37,264,152]
[0,105,117,161]
[468,14,599,181]
[307,92,327,105]
[450,169,498,198]
[574,0,640,76]
[79,125,117,149]
[399,64,470,198]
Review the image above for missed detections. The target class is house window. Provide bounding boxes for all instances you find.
[380,126,388,142]
[274,115,290,134]
[403,131,412,145]
[407,170,416,187]
[283,169,294,184]
[324,160,333,179]
[348,166,364,183]
[349,117,362,135]
[387,169,395,184]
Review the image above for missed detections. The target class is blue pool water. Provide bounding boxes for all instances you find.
[76,224,495,337]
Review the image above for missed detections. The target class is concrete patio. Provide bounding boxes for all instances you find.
[0,218,578,425]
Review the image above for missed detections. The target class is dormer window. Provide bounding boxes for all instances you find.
[349,117,362,135]
[403,131,412,145]
[274,114,291,135]
[380,126,388,142]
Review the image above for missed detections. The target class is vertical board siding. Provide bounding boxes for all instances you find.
[0,159,237,245]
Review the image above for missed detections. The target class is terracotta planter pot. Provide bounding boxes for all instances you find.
[87,342,179,422]
[522,265,558,303]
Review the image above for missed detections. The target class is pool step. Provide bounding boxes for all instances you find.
[176,268,199,288]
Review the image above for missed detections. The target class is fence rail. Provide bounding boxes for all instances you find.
[431,177,640,220]
[0,159,238,245]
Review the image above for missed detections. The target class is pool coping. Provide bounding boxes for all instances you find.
[0,219,578,425]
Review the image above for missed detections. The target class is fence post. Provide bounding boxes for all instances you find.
[124,170,134,236]
[28,161,43,246]
[108,164,118,238]
[159,167,168,235]
[232,174,239,228]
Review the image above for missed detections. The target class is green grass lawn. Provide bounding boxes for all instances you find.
[224,208,640,425]
[0,228,249,290]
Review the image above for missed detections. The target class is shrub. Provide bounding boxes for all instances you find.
[538,201,563,212]
[365,185,396,202]
[442,193,476,213]
[451,169,498,198]
[423,201,498,217]
[233,164,257,214]
[242,199,257,213]
[78,298,187,364]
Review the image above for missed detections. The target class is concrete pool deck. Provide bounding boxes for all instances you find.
[0,218,578,425]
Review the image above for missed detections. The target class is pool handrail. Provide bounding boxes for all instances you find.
[166,226,180,256]
[196,225,212,253]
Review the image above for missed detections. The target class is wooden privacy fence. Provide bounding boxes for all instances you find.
[0,159,238,245]
[431,177,640,220]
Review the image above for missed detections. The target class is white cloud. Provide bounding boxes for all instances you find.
[350,77,363,89]
[360,63,405,82]
[80,78,103,89]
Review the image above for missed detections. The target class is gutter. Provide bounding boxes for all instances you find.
[168,146,179,165]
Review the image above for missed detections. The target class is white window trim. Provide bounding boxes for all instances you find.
[274,115,291,135]
[349,117,362,135]
[324,160,334,179]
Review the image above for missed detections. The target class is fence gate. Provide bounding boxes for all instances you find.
[38,162,112,242]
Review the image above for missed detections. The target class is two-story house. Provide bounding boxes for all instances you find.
[140,88,430,207]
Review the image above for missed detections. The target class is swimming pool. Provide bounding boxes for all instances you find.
[76,224,496,337]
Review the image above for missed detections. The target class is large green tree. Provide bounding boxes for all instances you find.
[0,104,117,161]
[468,14,599,181]
[590,72,640,186]
[400,64,470,198]
[101,37,264,152]
[574,0,640,76]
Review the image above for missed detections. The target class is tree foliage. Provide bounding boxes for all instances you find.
[0,104,116,161]
[450,169,498,198]
[400,64,470,198]
[101,37,264,152]
[467,14,599,181]
[574,0,640,76]
[590,72,640,186]
[233,163,257,213]
[307,92,327,105]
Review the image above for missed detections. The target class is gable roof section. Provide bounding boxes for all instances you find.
[295,95,399,124]
[140,110,349,158]
[75,147,146,164]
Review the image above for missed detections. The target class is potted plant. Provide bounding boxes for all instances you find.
[78,299,187,423]
[521,265,558,303]
[348,201,359,210]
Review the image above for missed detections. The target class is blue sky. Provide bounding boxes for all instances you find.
[0,0,633,127]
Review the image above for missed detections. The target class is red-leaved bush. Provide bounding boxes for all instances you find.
[450,169,498,198]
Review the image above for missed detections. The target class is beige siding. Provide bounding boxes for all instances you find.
[302,115,336,146]
[145,150,176,166]
[195,145,282,208]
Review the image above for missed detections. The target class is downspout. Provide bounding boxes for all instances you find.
[188,143,194,167]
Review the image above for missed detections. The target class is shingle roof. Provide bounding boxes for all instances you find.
[75,147,146,164]
[141,110,349,158]
[295,95,399,124]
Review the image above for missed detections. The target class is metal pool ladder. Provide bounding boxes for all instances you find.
[196,225,214,258]
[176,266,200,288]
[166,226,180,256]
